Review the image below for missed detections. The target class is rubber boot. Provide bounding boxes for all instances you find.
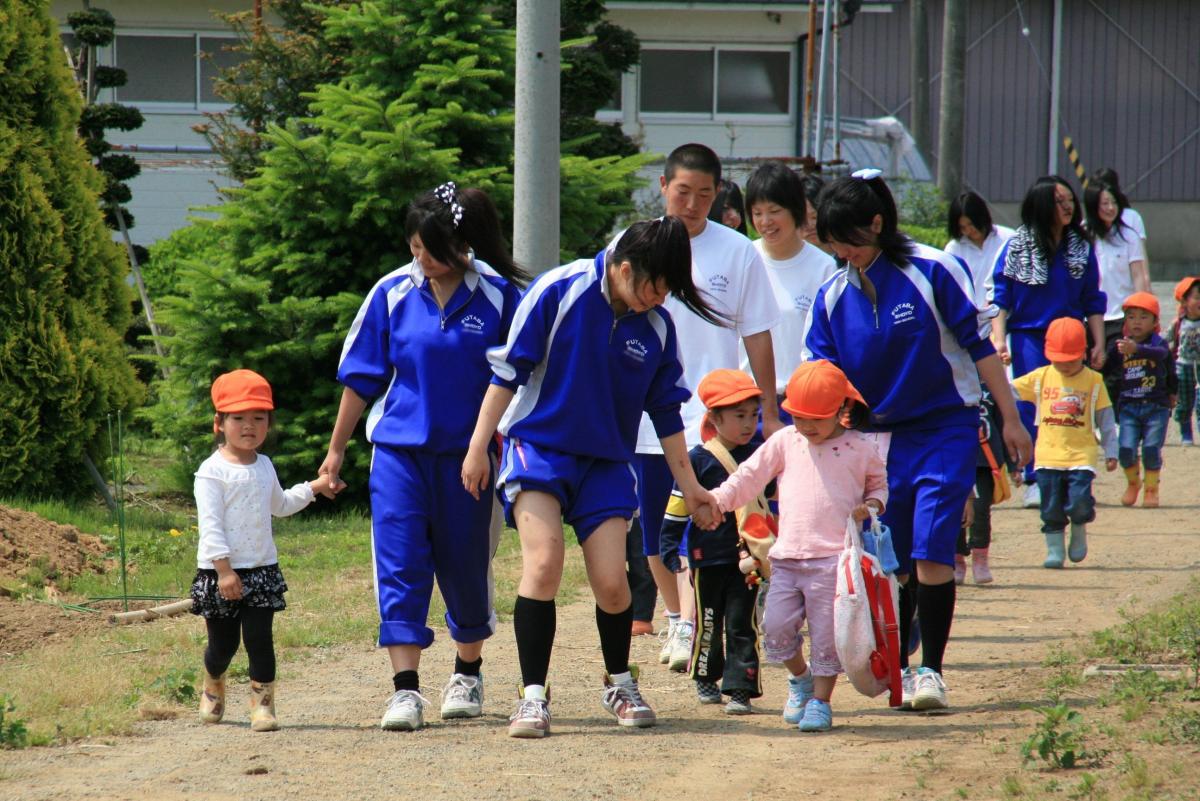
[1068,523,1088,563]
[249,680,279,732]
[1043,531,1065,569]
[1142,469,1160,508]
[953,554,967,585]
[971,548,994,584]
[199,671,225,724]
[1121,463,1141,507]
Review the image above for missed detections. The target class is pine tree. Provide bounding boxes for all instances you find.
[0,0,142,497]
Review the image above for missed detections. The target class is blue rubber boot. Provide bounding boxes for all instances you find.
[1043,531,1065,569]
[1068,522,1088,563]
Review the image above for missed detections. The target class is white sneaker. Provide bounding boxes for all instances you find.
[1022,483,1041,509]
[658,619,677,665]
[440,673,483,719]
[669,621,694,672]
[381,689,427,731]
[897,667,917,710]
[910,668,949,711]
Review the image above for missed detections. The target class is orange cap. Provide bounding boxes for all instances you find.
[697,369,762,442]
[211,369,274,413]
[1173,276,1200,303]
[1122,291,1159,319]
[1044,318,1086,361]
[781,360,866,419]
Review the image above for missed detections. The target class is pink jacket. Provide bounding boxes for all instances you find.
[711,428,888,560]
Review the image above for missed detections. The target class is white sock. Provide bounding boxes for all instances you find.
[791,667,811,681]
[523,684,547,701]
[609,670,633,686]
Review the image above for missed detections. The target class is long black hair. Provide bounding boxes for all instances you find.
[745,161,808,229]
[1090,167,1132,209]
[1020,175,1089,259]
[611,216,731,326]
[404,185,531,287]
[947,190,995,242]
[1083,181,1130,240]
[816,173,914,266]
[708,181,747,235]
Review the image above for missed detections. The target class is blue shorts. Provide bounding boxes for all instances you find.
[369,445,496,649]
[880,425,977,575]
[498,438,638,542]
[635,453,677,557]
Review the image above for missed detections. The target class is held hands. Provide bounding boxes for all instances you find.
[993,339,1011,366]
[309,473,342,500]
[1106,457,1118,472]
[1090,343,1107,370]
[316,449,349,499]
[461,446,491,500]
[687,488,723,531]
[217,570,243,601]
[1003,420,1035,471]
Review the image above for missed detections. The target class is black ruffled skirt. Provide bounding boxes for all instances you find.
[189,563,288,619]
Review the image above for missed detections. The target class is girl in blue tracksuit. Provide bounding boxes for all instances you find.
[990,176,1107,490]
[803,170,1032,711]
[321,184,527,732]
[462,217,727,739]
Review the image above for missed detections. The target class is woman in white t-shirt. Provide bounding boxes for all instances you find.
[1084,180,1149,347]
[944,191,1016,318]
[1092,168,1148,269]
[744,162,837,420]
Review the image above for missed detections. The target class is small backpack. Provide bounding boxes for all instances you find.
[834,515,902,707]
[702,439,777,584]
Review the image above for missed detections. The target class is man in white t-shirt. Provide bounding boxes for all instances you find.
[619,144,781,669]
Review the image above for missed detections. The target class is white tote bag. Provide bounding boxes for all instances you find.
[833,515,901,703]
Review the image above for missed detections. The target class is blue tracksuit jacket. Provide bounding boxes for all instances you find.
[992,238,1106,330]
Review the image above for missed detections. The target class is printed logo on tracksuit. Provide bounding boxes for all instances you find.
[708,274,730,294]
[891,302,916,325]
[624,338,648,364]
[460,314,486,334]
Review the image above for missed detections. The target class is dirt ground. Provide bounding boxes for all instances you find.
[3,440,1199,801]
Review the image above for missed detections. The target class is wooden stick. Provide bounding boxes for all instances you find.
[108,599,192,625]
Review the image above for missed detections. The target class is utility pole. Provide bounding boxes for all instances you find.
[909,0,931,163]
[514,0,560,273]
[937,0,966,199]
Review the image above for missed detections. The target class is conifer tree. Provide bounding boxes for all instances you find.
[0,0,142,496]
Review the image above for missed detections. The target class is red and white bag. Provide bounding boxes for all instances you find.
[833,515,903,707]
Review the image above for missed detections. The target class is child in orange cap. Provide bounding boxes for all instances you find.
[694,361,887,731]
[1167,276,1200,445]
[192,369,338,732]
[1012,320,1118,569]
[660,369,770,714]
[1103,292,1176,507]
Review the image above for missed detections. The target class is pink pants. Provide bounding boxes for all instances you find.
[762,555,842,676]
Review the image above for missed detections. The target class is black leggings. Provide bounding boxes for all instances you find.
[204,608,276,683]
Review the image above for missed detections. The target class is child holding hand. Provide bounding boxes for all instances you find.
[191,370,338,731]
[695,361,887,732]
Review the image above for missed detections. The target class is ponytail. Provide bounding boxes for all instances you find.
[816,173,914,267]
[611,216,731,327]
[404,184,532,287]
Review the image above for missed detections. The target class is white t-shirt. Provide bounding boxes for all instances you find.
[743,238,837,393]
[614,220,779,453]
[1094,226,1147,320]
[194,451,315,569]
[944,225,1016,310]
[1122,207,1146,240]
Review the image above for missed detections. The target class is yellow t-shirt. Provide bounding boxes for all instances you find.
[1012,365,1112,470]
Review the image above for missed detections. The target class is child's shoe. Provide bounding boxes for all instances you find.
[970,549,994,584]
[1121,464,1142,507]
[897,666,917,710]
[724,689,753,715]
[910,668,949,710]
[1022,482,1041,509]
[797,698,833,732]
[782,672,815,724]
[1143,469,1161,508]
[380,689,427,731]
[1068,523,1088,563]
[601,668,656,728]
[440,672,483,719]
[1043,531,1066,569]
[953,554,967,585]
[631,619,654,636]
[695,680,722,705]
[668,621,693,672]
[508,686,551,738]
[198,671,225,724]
[658,619,677,665]
[248,680,279,732]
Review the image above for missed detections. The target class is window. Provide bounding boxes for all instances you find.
[115,35,197,104]
[638,46,792,117]
[199,37,241,104]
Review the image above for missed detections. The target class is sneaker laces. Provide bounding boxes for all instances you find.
[511,697,549,723]
[604,681,649,711]
[916,669,945,692]
[387,689,428,713]
[443,674,479,703]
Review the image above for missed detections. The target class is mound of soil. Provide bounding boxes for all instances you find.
[0,504,107,587]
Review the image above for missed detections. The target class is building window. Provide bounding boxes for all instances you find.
[199,37,241,104]
[638,46,792,117]
[115,35,197,104]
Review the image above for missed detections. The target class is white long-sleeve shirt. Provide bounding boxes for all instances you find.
[194,451,315,569]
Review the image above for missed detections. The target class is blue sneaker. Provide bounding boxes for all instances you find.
[797,698,833,732]
[782,673,814,724]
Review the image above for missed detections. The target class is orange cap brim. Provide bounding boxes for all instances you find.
[1044,347,1085,362]
[781,385,866,418]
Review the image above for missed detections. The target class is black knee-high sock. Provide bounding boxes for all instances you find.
[393,670,419,692]
[898,577,918,670]
[917,579,956,674]
[595,604,634,676]
[513,595,556,687]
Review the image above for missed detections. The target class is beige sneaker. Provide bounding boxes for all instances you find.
[198,671,225,724]
[508,687,551,739]
[601,669,656,728]
[248,680,279,732]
